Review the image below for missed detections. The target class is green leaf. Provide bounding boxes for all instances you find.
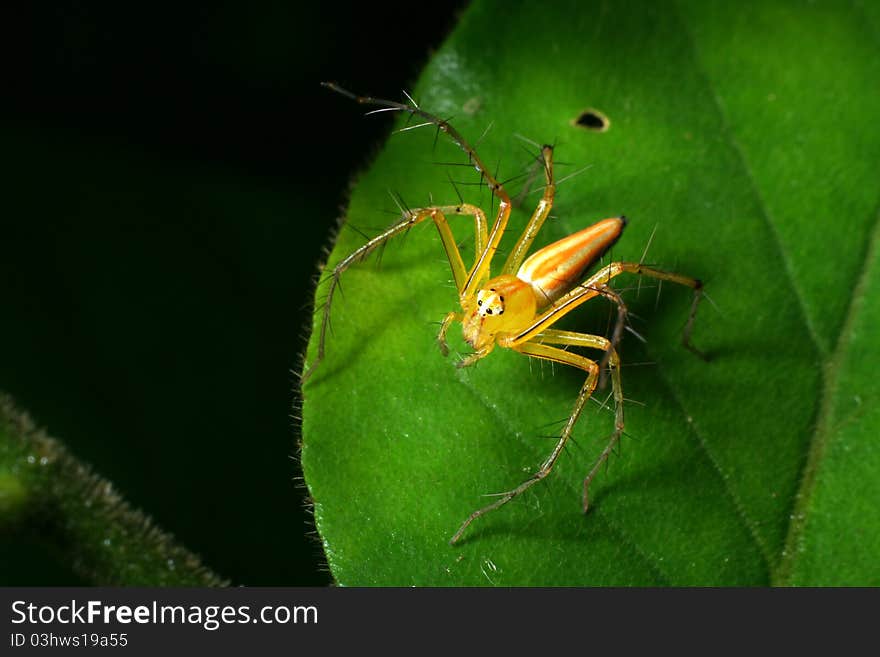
[302,0,880,585]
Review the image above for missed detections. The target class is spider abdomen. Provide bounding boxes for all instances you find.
[517,216,627,307]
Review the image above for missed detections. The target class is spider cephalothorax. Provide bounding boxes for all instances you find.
[462,276,535,351]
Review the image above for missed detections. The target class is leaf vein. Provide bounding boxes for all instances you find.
[650,359,774,578]
[775,198,880,584]
[673,1,834,577]
[672,1,827,359]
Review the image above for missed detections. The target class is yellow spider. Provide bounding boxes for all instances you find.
[306,83,706,544]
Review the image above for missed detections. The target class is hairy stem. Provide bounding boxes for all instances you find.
[0,394,226,586]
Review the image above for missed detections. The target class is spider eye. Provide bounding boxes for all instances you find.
[477,300,482,306]
[486,309,493,315]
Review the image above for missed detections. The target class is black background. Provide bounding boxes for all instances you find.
[1,1,466,585]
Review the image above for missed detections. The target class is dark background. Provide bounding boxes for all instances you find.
[0,1,466,585]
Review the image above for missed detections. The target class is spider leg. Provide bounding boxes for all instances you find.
[501,145,555,275]
[322,83,506,206]
[532,329,625,513]
[320,83,515,335]
[590,285,629,388]
[450,342,600,545]
[461,197,511,300]
[504,262,704,360]
[303,204,486,383]
[455,343,495,369]
[503,284,621,347]
[437,310,461,356]
[583,262,706,360]
[323,82,513,299]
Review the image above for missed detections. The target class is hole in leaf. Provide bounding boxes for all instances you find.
[574,108,610,132]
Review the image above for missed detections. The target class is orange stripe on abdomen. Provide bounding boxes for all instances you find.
[516,216,626,307]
